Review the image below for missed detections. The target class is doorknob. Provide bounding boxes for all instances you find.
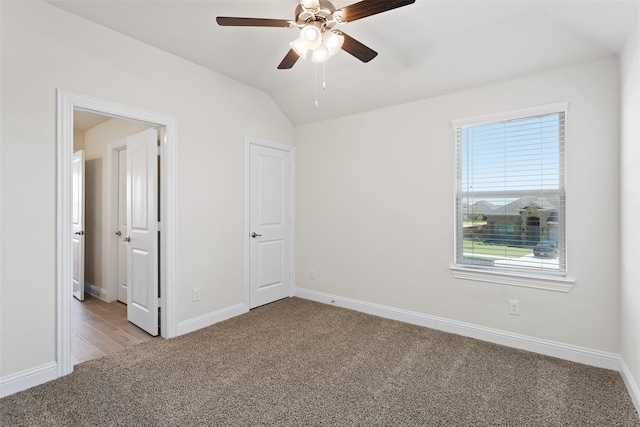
[251,232,262,238]
[123,236,131,242]
[74,230,85,236]
[115,230,122,237]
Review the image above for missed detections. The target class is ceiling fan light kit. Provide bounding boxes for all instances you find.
[296,28,344,63]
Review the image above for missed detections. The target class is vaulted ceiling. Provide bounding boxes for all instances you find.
[47,0,639,125]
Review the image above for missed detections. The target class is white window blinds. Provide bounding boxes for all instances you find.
[454,107,566,276]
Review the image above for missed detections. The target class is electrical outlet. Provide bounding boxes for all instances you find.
[192,288,201,302]
[508,299,520,315]
[308,268,316,280]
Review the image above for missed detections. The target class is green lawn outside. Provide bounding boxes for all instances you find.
[463,240,532,258]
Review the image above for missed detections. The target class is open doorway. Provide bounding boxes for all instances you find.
[71,111,161,363]
[57,89,177,378]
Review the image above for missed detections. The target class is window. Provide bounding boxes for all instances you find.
[453,103,567,278]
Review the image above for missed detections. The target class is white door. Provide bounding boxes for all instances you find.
[72,150,86,301]
[117,149,128,303]
[249,143,291,308]
[126,128,158,336]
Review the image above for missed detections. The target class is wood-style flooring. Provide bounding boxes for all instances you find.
[72,294,155,365]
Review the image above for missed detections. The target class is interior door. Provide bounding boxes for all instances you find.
[72,150,86,301]
[126,128,158,336]
[249,143,291,308]
[117,149,128,303]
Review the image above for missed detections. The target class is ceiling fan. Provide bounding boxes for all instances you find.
[216,0,416,69]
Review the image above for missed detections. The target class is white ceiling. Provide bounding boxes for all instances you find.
[74,110,112,130]
[46,0,639,126]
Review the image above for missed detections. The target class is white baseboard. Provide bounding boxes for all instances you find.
[295,288,620,371]
[0,362,58,398]
[620,358,640,414]
[85,282,109,301]
[176,303,247,336]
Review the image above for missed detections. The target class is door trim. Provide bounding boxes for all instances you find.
[244,136,295,309]
[56,89,177,378]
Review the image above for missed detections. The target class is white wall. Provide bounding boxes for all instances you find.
[296,57,620,353]
[0,0,294,378]
[73,129,85,152]
[620,20,640,395]
[84,118,150,161]
[84,157,103,291]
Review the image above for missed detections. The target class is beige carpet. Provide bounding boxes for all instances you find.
[1,297,638,426]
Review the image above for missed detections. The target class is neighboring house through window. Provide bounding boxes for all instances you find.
[453,103,567,279]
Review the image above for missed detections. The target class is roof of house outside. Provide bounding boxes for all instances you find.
[469,197,559,216]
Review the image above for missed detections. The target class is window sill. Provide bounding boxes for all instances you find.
[450,266,574,293]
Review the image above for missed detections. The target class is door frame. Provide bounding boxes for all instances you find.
[243,136,295,308]
[56,89,177,377]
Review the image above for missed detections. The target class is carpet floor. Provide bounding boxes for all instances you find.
[1,297,638,426]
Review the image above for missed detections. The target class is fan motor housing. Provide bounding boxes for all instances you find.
[295,0,338,30]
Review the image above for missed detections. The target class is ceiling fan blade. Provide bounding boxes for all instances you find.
[216,17,293,28]
[278,49,301,69]
[339,0,416,23]
[340,32,378,63]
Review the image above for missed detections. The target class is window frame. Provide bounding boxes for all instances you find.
[451,102,574,292]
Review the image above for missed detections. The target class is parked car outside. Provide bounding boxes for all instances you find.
[533,241,559,258]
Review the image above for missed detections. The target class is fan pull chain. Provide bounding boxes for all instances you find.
[313,62,328,110]
[315,63,319,109]
[323,61,326,91]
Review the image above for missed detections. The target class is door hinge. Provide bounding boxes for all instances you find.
[157,222,162,231]
[158,297,161,305]
[157,146,162,156]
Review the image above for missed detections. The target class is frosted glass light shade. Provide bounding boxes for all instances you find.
[311,46,329,62]
[290,39,308,59]
[300,24,322,50]
[324,31,344,55]
[301,0,320,9]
